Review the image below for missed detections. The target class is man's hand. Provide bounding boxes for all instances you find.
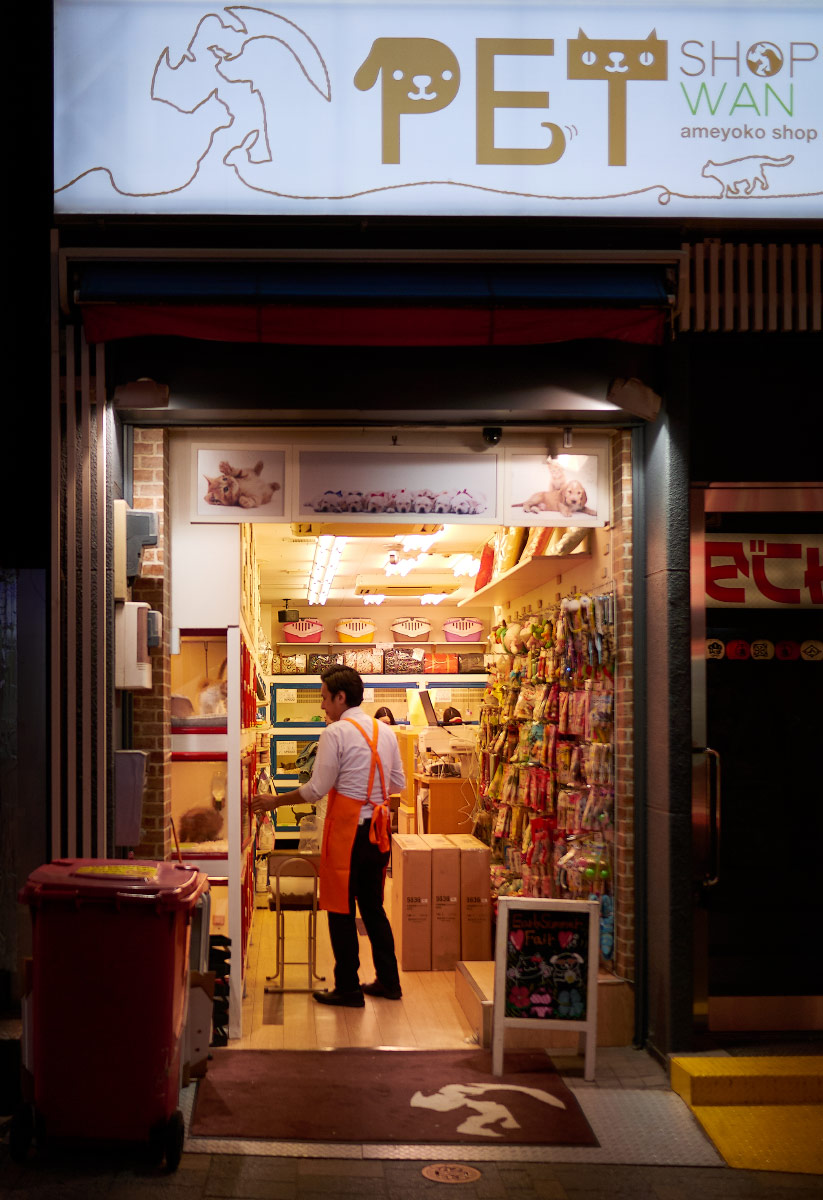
[251,787,304,817]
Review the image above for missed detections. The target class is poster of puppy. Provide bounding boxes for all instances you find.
[298,450,498,522]
[504,452,606,527]
[192,445,286,521]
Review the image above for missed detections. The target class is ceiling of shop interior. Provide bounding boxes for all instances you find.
[254,522,498,608]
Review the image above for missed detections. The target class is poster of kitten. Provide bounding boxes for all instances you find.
[193,445,286,521]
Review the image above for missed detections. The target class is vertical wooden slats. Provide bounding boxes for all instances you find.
[694,242,705,331]
[782,244,794,332]
[737,243,749,332]
[723,243,735,330]
[50,233,62,861]
[64,331,77,859]
[52,318,110,861]
[708,240,720,331]
[752,243,764,331]
[96,343,108,856]
[81,332,92,858]
[766,244,778,331]
[796,244,808,333]
[677,240,821,333]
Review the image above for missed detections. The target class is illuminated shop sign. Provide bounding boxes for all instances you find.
[705,534,823,608]
[54,2,822,218]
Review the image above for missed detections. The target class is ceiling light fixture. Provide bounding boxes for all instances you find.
[307,535,347,606]
[385,552,422,577]
[399,529,444,553]
[421,593,449,606]
[363,594,385,606]
[451,553,481,578]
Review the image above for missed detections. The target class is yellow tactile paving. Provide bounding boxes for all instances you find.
[691,1104,823,1175]
[670,1056,823,1106]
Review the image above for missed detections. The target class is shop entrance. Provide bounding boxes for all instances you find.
[690,488,823,1035]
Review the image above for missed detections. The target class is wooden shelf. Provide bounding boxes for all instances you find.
[459,548,591,608]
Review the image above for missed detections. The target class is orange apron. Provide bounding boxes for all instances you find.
[318,717,392,914]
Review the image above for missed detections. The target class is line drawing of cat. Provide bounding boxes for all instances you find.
[198,657,228,715]
[701,154,794,197]
[204,459,281,508]
[567,29,667,166]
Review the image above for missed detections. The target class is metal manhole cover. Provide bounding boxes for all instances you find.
[421,1164,482,1184]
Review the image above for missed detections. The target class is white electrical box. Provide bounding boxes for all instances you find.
[115,601,152,690]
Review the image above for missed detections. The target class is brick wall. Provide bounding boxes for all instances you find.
[611,430,635,984]
[130,428,171,861]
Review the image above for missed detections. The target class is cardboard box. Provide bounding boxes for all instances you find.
[391,834,431,971]
[420,834,461,971]
[397,804,416,835]
[447,833,492,961]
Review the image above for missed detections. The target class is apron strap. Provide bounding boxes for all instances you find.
[341,716,391,851]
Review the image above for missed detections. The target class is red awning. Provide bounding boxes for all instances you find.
[82,302,666,346]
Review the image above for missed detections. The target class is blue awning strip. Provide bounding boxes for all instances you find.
[76,263,670,306]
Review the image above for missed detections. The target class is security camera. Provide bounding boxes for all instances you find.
[482,427,503,446]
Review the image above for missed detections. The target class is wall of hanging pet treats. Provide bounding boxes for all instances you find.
[475,588,617,972]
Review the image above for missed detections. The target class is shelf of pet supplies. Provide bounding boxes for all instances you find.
[459,547,591,609]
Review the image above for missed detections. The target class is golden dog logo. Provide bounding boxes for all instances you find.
[354,38,461,163]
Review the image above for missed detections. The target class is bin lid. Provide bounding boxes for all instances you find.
[20,859,208,909]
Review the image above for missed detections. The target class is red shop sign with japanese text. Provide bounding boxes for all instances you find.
[706,535,823,608]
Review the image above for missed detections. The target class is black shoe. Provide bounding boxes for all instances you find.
[312,988,365,1008]
[361,980,403,1000]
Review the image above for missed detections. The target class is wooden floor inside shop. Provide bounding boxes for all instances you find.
[236,871,476,1050]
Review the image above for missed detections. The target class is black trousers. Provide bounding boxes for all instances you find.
[326,822,400,993]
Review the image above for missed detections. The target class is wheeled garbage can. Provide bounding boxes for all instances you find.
[15,859,209,1171]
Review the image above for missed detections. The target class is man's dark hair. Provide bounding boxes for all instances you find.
[321,665,364,708]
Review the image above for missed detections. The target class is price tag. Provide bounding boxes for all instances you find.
[432,688,452,703]
[279,689,297,704]
[363,687,375,701]
[279,740,298,757]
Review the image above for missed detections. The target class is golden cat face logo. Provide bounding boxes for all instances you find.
[568,29,668,165]
[354,37,461,162]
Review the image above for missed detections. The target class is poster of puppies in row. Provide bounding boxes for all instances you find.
[504,451,607,527]
[299,450,497,522]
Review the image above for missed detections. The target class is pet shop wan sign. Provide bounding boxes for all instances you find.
[54,2,822,218]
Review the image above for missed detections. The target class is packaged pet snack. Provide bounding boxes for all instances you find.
[279,653,307,674]
[307,652,344,674]
[343,647,384,674]
[383,647,425,674]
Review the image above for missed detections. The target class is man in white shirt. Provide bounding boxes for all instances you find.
[254,666,405,1007]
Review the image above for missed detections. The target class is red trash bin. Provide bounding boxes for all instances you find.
[16,858,209,1170]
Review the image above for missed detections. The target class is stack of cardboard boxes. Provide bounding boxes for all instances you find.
[391,832,491,971]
